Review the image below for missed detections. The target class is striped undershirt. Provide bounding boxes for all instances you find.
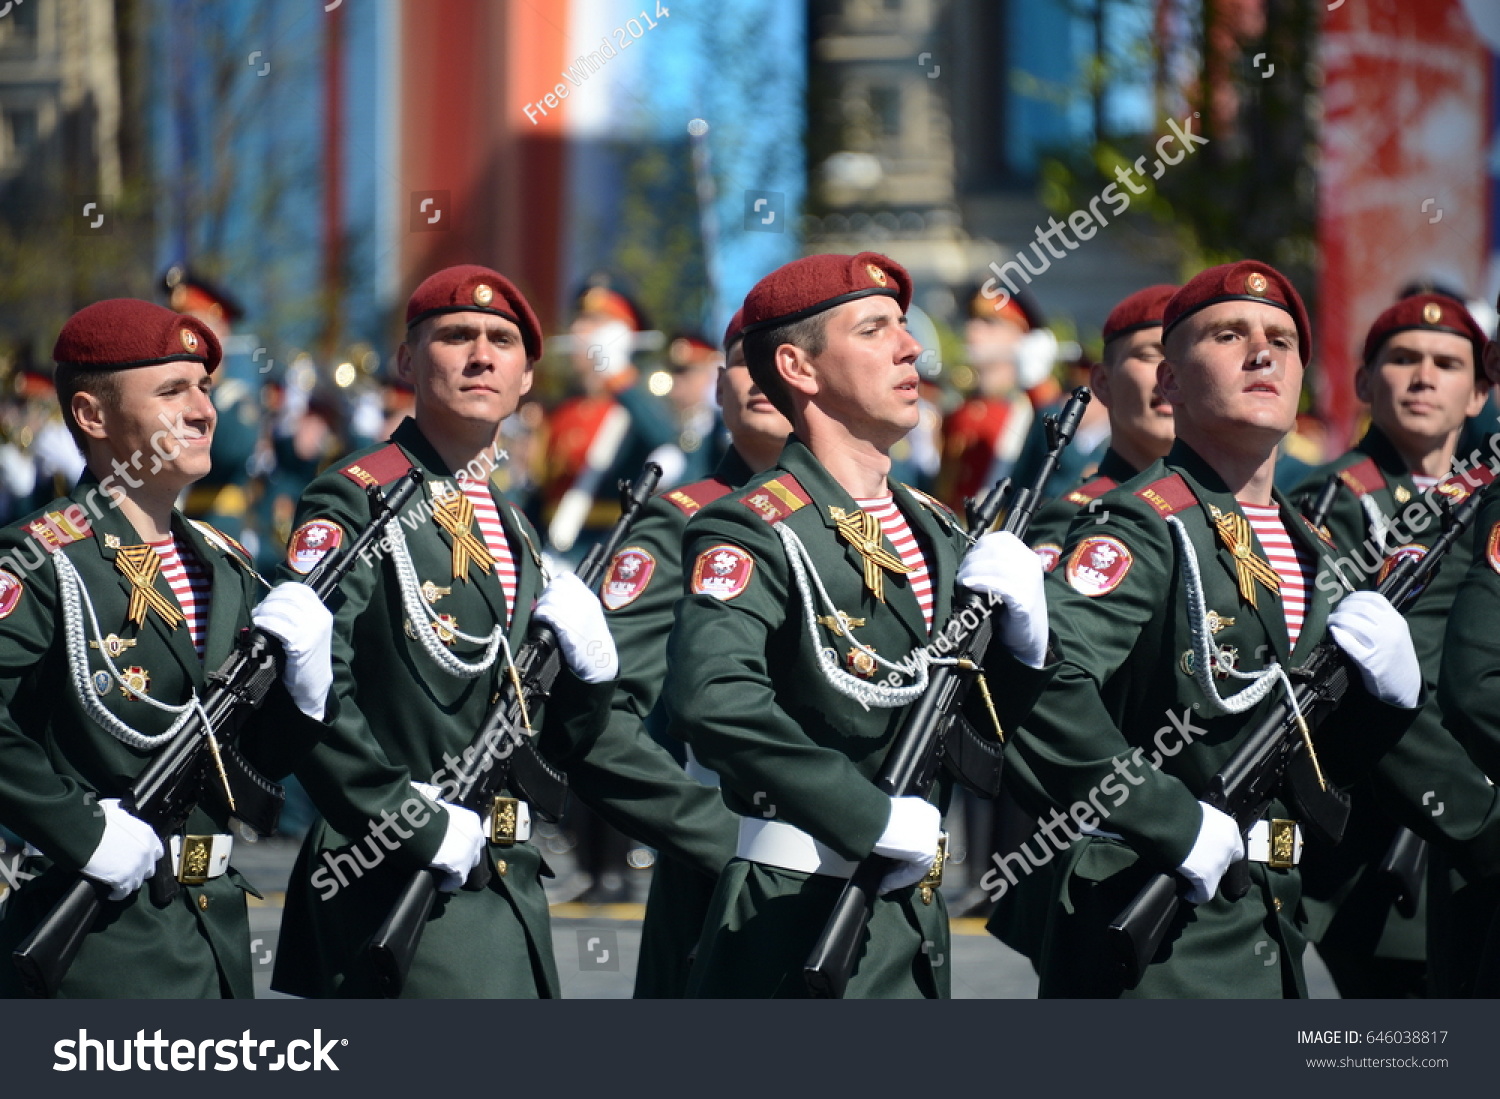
[459,477,518,618]
[855,496,933,632]
[151,535,212,658]
[1412,473,1439,492]
[1241,503,1314,647]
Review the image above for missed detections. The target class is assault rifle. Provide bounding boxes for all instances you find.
[802,387,1092,998]
[1107,486,1483,987]
[368,463,662,997]
[13,468,424,998]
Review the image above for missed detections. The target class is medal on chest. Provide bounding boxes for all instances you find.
[829,506,909,603]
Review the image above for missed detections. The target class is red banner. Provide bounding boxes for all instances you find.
[1317,0,1491,447]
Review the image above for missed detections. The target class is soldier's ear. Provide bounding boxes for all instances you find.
[395,340,415,385]
[1156,357,1181,409]
[519,359,535,398]
[1353,363,1372,405]
[777,342,817,400]
[1089,358,1112,409]
[71,390,109,441]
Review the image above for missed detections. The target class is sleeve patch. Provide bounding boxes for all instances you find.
[287,520,345,575]
[1378,544,1427,585]
[1034,543,1063,573]
[0,569,24,619]
[601,547,656,610]
[1065,535,1134,597]
[1488,523,1500,576]
[690,543,756,601]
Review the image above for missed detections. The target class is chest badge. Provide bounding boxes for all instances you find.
[816,610,866,637]
[89,633,138,660]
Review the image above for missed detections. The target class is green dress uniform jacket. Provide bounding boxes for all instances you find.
[664,437,1047,998]
[566,449,750,997]
[1008,441,1419,998]
[0,477,321,998]
[988,447,1140,959]
[1439,474,1500,994]
[1292,428,1500,995]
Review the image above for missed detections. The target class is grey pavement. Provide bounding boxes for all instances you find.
[237,834,1338,999]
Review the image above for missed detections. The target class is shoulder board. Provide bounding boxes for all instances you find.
[338,443,414,489]
[1065,476,1118,507]
[1133,474,1197,519]
[1337,457,1386,499]
[190,519,252,563]
[24,506,94,553]
[1433,461,1499,503]
[663,477,733,516]
[739,475,811,525]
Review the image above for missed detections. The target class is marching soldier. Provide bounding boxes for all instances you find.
[567,309,790,996]
[664,253,1051,998]
[1027,284,1179,569]
[1436,313,1500,997]
[1008,261,1423,997]
[1292,292,1500,997]
[271,265,732,998]
[985,283,1177,954]
[0,299,334,997]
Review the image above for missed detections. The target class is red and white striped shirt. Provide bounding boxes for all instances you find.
[1241,503,1314,648]
[1412,473,1439,493]
[151,535,212,658]
[460,477,519,619]
[855,496,934,632]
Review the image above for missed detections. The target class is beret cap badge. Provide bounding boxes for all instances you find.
[1246,272,1269,295]
[179,327,199,353]
[473,283,495,306]
[1422,302,1443,325]
[866,264,888,287]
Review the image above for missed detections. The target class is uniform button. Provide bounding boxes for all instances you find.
[198,894,209,911]
[1273,897,1283,912]
[496,860,508,877]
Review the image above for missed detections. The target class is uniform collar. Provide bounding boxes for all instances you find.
[1096,447,1139,485]
[1355,424,1417,485]
[712,446,755,489]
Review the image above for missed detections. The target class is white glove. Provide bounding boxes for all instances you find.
[1015,327,1059,390]
[252,582,335,721]
[1328,591,1421,709]
[874,796,940,895]
[533,572,618,683]
[1176,801,1244,905]
[956,531,1049,668]
[428,801,486,893]
[80,798,165,901]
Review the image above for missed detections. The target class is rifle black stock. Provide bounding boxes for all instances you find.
[802,388,1092,998]
[11,468,423,998]
[1107,486,1483,988]
[367,463,662,998]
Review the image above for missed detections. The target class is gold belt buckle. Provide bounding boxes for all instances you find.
[489,796,519,847]
[1268,819,1297,870]
[177,835,212,885]
[918,833,948,906]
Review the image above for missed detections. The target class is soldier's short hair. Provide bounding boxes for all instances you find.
[743,313,828,422]
[56,367,123,455]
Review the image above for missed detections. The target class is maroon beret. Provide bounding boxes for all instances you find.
[1162,260,1311,357]
[53,299,221,374]
[1103,284,1178,345]
[722,308,745,351]
[1362,293,1486,373]
[406,264,543,361]
[740,252,912,336]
